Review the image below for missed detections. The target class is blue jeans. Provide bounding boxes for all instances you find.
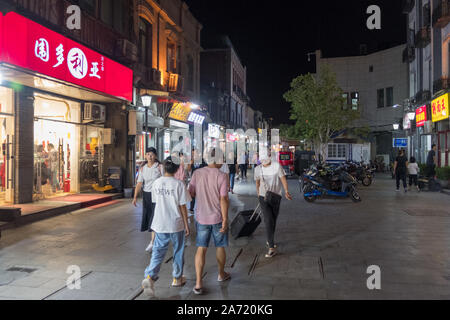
[229,173,235,190]
[144,231,185,280]
[195,221,229,248]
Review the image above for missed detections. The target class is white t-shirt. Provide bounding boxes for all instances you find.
[137,162,163,192]
[220,164,230,174]
[254,161,286,196]
[151,176,187,233]
[407,163,419,175]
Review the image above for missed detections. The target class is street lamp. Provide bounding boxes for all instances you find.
[141,94,152,107]
[407,112,415,121]
[393,123,400,130]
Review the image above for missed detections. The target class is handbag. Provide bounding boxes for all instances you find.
[260,166,282,206]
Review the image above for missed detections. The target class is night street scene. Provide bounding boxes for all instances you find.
[0,0,450,308]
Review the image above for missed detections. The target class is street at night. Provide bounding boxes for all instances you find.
[1,175,450,300]
[0,0,450,310]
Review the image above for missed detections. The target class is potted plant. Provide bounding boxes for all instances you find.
[436,166,450,189]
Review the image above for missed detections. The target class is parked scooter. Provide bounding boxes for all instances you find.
[343,161,373,187]
[301,164,361,203]
[418,175,442,192]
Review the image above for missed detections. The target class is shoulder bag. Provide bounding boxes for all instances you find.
[260,166,282,207]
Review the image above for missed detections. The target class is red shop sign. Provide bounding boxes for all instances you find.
[0,12,133,101]
[415,105,427,127]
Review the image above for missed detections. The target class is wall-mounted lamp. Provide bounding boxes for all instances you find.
[141,94,152,107]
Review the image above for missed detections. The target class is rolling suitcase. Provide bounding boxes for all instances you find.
[230,204,262,239]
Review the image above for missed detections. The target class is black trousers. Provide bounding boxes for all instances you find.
[239,164,248,178]
[141,191,155,232]
[258,196,281,248]
[409,174,418,186]
[396,171,407,190]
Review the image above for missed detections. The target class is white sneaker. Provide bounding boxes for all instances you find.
[142,276,155,297]
[145,242,153,252]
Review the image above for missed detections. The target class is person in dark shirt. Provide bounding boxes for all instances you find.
[228,154,239,194]
[394,149,408,192]
[426,144,437,178]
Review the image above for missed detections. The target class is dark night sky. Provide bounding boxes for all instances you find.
[185,0,406,126]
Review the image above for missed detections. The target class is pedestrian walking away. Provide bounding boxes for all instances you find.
[141,159,190,297]
[254,149,293,258]
[394,149,408,192]
[407,156,419,191]
[188,149,230,295]
[228,152,239,194]
[133,147,163,253]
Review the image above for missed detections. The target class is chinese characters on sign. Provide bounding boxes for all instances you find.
[415,105,427,127]
[187,112,205,125]
[169,103,191,122]
[1,12,132,101]
[431,93,449,123]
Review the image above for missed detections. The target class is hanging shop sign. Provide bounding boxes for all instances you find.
[431,93,449,123]
[393,138,408,148]
[403,114,411,130]
[0,12,133,101]
[168,102,191,122]
[415,105,427,127]
[187,111,205,125]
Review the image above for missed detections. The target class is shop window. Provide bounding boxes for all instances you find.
[386,87,394,107]
[377,89,385,108]
[139,18,152,67]
[33,94,81,198]
[0,87,15,204]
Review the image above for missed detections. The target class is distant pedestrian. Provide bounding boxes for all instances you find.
[133,148,163,252]
[141,159,190,297]
[426,144,437,178]
[407,157,419,191]
[254,149,292,258]
[228,152,239,194]
[188,149,230,295]
[394,149,408,192]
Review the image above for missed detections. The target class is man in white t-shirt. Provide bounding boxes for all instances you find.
[141,158,190,297]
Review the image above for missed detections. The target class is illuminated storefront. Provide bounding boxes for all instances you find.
[0,12,133,203]
[432,93,450,166]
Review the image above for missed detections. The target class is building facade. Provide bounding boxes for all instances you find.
[404,0,450,167]
[315,45,409,163]
[0,0,135,204]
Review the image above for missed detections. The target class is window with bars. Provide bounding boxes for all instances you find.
[328,144,347,158]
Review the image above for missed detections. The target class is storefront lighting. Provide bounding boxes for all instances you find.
[407,112,415,121]
[393,124,400,130]
[393,104,401,109]
[190,104,200,110]
[141,95,152,107]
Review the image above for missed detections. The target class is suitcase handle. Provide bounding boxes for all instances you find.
[249,203,261,221]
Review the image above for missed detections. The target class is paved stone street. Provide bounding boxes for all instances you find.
[0,173,450,300]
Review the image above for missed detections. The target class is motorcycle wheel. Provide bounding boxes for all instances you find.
[350,186,362,202]
[362,176,372,186]
[303,184,316,203]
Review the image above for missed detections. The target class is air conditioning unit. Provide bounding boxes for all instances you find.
[115,39,138,63]
[84,103,106,122]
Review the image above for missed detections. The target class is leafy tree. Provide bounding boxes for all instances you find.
[283,64,360,161]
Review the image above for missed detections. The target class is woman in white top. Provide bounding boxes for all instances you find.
[407,156,420,191]
[254,150,293,258]
[133,148,163,252]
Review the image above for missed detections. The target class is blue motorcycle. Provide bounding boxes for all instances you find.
[301,164,361,203]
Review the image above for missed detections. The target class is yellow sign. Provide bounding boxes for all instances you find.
[169,103,191,122]
[431,93,449,122]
